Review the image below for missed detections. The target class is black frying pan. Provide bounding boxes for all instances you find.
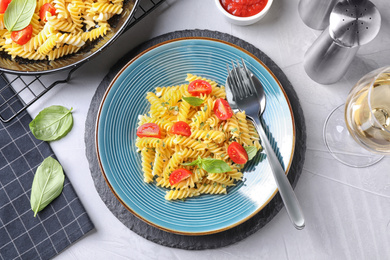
[0,0,139,75]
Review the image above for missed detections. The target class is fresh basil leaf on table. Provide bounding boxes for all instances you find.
[30,156,65,217]
[244,146,258,161]
[29,105,73,141]
[182,96,204,106]
[4,0,36,31]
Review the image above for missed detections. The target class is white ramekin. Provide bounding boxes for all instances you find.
[215,0,273,26]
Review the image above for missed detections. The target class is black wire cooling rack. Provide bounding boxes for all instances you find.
[0,0,166,123]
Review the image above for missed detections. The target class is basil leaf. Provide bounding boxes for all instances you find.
[29,105,73,141]
[30,157,65,217]
[182,157,202,167]
[4,0,36,32]
[181,157,232,173]
[182,96,204,106]
[181,161,200,166]
[200,158,232,173]
[244,146,258,161]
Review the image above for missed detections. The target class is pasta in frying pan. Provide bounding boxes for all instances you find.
[0,0,123,61]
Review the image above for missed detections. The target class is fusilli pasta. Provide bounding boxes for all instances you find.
[136,74,263,201]
[0,0,123,61]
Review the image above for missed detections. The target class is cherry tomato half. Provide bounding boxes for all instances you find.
[0,0,11,14]
[40,3,56,22]
[213,98,233,120]
[169,168,192,185]
[11,25,33,45]
[136,123,161,138]
[228,142,248,164]
[170,121,191,137]
[188,80,212,96]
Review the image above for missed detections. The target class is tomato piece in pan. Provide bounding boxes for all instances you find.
[136,123,161,138]
[188,80,212,96]
[40,3,56,22]
[228,142,248,164]
[11,25,33,45]
[0,0,11,14]
[213,98,233,120]
[169,168,192,185]
[171,121,191,137]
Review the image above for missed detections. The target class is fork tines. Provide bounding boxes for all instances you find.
[226,58,257,99]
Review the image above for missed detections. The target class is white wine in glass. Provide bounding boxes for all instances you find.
[324,66,390,167]
[345,68,390,153]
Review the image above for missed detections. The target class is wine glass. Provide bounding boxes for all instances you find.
[324,66,390,167]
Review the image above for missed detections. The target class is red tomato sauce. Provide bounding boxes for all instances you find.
[220,0,268,17]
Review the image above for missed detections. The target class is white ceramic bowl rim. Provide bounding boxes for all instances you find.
[215,0,273,21]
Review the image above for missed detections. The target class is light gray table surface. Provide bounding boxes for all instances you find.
[22,0,390,259]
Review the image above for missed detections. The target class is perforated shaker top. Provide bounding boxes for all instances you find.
[329,0,381,47]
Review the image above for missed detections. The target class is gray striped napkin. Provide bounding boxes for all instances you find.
[0,76,94,260]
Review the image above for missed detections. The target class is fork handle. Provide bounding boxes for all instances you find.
[252,116,305,230]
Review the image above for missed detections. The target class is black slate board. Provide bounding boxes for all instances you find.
[84,29,306,249]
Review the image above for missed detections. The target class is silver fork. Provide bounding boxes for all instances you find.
[226,59,305,230]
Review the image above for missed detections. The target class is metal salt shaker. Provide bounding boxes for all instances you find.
[298,0,339,30]
[303,0,381,85]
